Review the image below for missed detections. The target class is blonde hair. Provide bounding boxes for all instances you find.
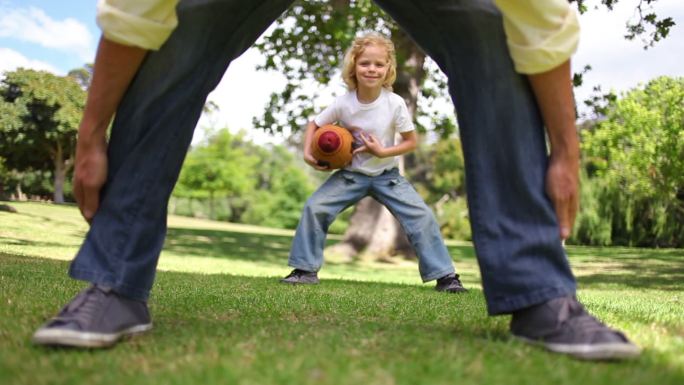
[342,32,397,91]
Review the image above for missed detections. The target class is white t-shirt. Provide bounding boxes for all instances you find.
[314,88,414,176]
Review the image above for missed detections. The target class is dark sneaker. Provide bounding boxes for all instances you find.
[510,295,641,360]
[435,273,467,293]
[280,269,319,284]
[33,284,152,348]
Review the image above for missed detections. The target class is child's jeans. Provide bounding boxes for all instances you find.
[288,168,456,282]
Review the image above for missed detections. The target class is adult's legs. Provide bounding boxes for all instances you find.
[288,171,369,272]
[373,0,575,314]
[370,169,455,282]
[69,0,294,301]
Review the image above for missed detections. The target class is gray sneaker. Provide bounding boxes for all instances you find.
[434,273,467,293]
[510,295,641,360]
[33,284,152,348]
[280,269,319,284]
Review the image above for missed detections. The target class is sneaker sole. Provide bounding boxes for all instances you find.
[32,323,153,348]
[279,280,320,285]
[514,335,642,360]
[435,287,468,293]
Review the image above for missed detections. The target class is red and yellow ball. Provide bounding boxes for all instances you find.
[311,125,353,169]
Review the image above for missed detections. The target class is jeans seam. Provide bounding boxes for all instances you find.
[69,267,150,301]
[487,286,576,315]
[287,260,320,273]
[110,116,187,277]
[371,187,452,282]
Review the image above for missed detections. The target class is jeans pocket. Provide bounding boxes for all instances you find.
[341,173,356,184]
[388,177,424,206]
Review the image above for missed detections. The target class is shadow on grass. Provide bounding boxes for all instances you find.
[3,254,684,383]
[164,227,299,265]
[576,266,684,291]
[567,247,684,291]
[164,226,684,292]
[164,226,480,267]
[0,236,82,249]
[12,210,86,231]
[569,245,684,262]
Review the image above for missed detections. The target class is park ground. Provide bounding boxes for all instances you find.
[1,201,683,385]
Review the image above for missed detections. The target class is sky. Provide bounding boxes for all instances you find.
[1,0,683,145]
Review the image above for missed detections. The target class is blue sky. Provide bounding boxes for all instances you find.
[1,0,682,143]
[0,0,97,74]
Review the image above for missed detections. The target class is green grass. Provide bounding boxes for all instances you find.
[1,201,683,385]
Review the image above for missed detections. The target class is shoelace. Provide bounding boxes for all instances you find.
[558,299,613,335]
[51,285,106,329]
[287,269,310,278]
[438,274,461,286]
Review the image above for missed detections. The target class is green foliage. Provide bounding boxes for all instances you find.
[253,0,392,134]
[577,76,684,247]
[253,0,452,137]
[0,69,85,165]
[241,145,316,229]
[570,0,676,49]
[407,137,470,240]
[172,129,318,229]
[0,69,86,201]
[67,64,93,90]
[572,173,613,246]
[174,129,259,220]
[0,156,9,199]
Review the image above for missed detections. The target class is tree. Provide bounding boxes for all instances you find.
[0,69,86,203]
[571,0,675,49]
[241,145,316,229]
[173,128,317,227]
[174,129,259,220]
[255,0,453,261]
[67,64,94,90]
[254,0,678,258]
[578,76,684,246]
[571,0,676,87]
[407,137,470,240]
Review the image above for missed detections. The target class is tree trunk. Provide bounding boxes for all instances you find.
[53,143,66,203]
[327,29,426,261]
[15,183,26,201]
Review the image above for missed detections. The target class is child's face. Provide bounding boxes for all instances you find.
[354,44,389,91]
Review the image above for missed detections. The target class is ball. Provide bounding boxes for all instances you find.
[311,124,353,169]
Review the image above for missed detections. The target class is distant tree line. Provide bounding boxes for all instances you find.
[1,70,681,247]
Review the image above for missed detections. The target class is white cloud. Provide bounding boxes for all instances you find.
[0,6,94,61]
[0,47,60,74]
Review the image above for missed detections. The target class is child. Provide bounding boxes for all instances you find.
[281,32,466,293]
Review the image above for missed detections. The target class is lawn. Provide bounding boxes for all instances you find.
[1,201,683,385]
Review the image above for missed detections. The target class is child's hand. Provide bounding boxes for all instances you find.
[304,152,333,171]
[353,133,386,158]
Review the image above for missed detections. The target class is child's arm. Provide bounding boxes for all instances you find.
[353,130,417,158]
[302,121,332,171]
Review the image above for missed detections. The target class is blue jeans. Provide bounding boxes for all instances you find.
[289,169,455,282]
[69,0,576,314]
[69,0,295,301]
[373,0,576,313]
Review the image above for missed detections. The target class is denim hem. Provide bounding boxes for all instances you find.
[421,267,455,283]
[287,261,321,273]
[486,285,576,316]
[69,267,150,301]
